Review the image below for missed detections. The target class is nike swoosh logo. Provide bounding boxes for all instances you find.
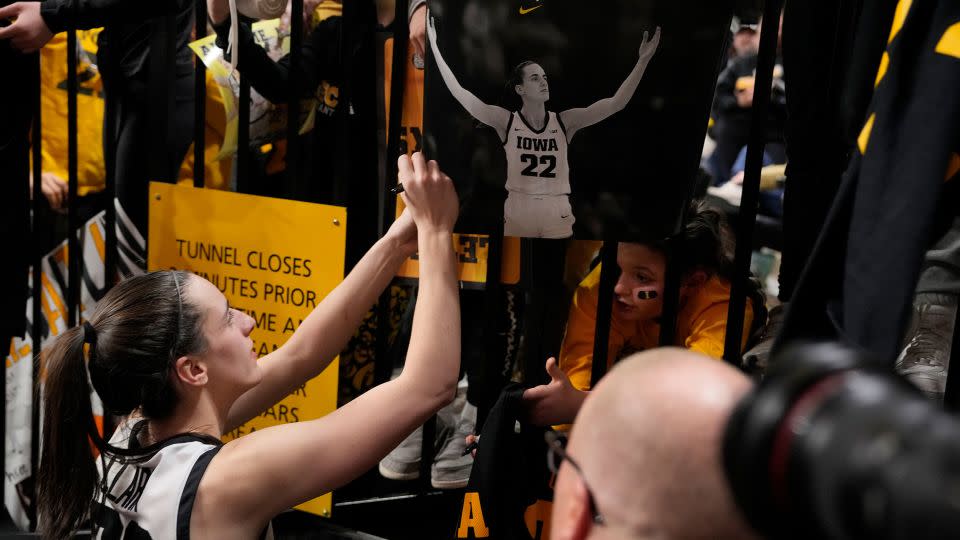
[519,4,543,14]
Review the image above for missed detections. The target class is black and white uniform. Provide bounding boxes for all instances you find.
[91,421,274,540]
[502,111,574,239]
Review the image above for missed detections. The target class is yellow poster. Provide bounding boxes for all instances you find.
[147,182,346,517]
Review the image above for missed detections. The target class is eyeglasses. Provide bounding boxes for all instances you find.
[545,430,606,526]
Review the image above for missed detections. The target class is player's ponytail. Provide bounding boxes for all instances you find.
[37,324,100,539]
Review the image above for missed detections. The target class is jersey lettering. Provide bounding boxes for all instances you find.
[457,492,490,538]
[107,467,152,512]
[515,136,559,152]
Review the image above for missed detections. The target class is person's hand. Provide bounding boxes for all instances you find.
[637,26,661,64]
[735,76,755,108]
[730,170,745,185]
[736,86,754,108]
[0,2,54,53]
[409,4,426,61]
[396,152,458,234]
[521,357,587,427]
[464,434,479,459]
[29,172,69,212]
[385,208,418,257]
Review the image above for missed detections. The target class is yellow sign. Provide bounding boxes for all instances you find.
[147,182,346,517]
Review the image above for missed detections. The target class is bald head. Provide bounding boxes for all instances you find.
[551,348,757,540]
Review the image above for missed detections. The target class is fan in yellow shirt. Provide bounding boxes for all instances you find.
[523,200,766,427]
[30,29,105,212]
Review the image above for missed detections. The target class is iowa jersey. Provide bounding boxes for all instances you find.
[92,421,275,540]
[503,111,570,195]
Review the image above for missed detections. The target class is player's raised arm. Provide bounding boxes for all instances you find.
[560,26,660,141]
[427,14,511,140]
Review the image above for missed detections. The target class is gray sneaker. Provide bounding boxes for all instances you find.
[431,378,476,489]
[378,424,423,481]
[895,294,957,403]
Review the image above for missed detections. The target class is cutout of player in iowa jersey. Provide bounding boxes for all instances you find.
[428,16,660,238]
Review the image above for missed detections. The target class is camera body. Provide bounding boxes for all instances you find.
[723,342,960,540]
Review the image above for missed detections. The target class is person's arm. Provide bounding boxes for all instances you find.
[560,27,660,142]
[199,153,460,531]
[408,0,426,59]
[41,0,179,32]
[426,15,510,140]
[209,3,337,103]
[223,209,418,431]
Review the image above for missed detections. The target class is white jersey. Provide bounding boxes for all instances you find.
[503,111,571,196]
[92,421,274,540]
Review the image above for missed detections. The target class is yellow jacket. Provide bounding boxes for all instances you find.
[560,263,755,392]
[35,30,105,196]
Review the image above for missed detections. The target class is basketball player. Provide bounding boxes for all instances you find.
[427,15,660,238]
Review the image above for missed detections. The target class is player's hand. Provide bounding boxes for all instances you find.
[397,152,458,234]
[0,2,54,53]
[521,357,587,426]
[409,3,427,60]
[637,26,661,64]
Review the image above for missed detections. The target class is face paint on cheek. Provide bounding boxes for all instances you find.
[636,289,659,300]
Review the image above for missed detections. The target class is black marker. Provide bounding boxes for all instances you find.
[390,183,405,194]
[462,440,480,457]
[636,290,658,300]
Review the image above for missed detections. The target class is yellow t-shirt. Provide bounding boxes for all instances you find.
[560,263,755,392]
[34,30,105,196]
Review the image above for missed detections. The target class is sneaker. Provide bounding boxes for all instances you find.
[707,181,743,207]
[895,294,957,403]
[378,424,423,481]
[431,378,476,489]
[742,303,786,377]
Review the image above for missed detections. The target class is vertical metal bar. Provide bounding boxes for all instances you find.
[479,231,504,428]
[27,50,44,532]
[659,234,682,347]
[67,29,80,328]
[237,75,251,193]
[943,304,960,412]
[590,242,618,388]
[285,0,303,196]
[384,5,408,235]
[104,85,118,284]
[194,0,207,188]
[723,0,785,365]
[373,3,410,388]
